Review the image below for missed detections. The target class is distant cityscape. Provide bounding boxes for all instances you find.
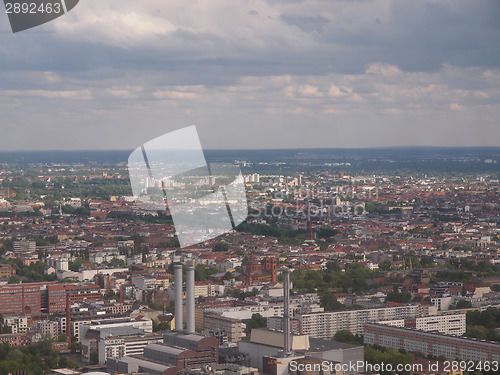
[0,147,499,375]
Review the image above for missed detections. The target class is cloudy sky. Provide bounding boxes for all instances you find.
[0,0,499,151]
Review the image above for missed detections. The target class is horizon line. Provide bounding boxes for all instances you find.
[1,145,500,153]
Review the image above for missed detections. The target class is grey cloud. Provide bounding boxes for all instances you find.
[1,0,499,79]
[324,0,500,73]
[0,0,499,151]
[280,14,330,33]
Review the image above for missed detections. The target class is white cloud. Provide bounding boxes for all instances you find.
[449,103,465,110]
[2,89,92,99]
[366,63,402,77]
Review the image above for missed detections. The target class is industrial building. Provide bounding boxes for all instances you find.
[238,269,364,375]
[79,318,154,362]
[239,329,363,375]
[107,262,220,375]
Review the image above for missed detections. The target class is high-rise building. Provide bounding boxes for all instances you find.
[378,313,466,336]
[364,323,500,362]
[297,305,433,339]
[0,282,56,315]
[47,284,102,314]
[13,240,36,254]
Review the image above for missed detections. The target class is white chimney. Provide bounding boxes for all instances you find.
[283,268,292,356]
[174,264,183,331]
[186,261,196,334]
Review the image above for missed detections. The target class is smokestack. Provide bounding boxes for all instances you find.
[186,261,195,334]
[21,285,25,315]
[174,264,183,331]
[66,292,71,347]
[283,268,292,356]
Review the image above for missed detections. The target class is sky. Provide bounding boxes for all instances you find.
[0,0,499,151]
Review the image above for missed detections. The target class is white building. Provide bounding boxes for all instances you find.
[3,315,29,334]
[195,281,217,298]
[37,320,60,339]
[431,296,455,311]
[365,323,500,362]
[79,318,155,363]
[99,334,163,364]
[297,304,437,339]
[378,313,466,336]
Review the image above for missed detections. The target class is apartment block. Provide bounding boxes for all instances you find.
[0,264,16,279]
[378,313,466,335]
[204,312,244,342]
[297,305,424,339]
[195,281,217,298]
[0,282,54,315]
[364,323,500,362]
[47,284,101,313]
[13,240,36,254]
[3,315,29,334]
[37,320,60,339]
[98,334,163,364]
[267,316,301,334]
[79,318,154,362]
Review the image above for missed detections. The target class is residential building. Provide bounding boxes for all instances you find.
[13,240,36,254]
[47,284,102,313]
[79,318,154,362]
[0,282,56,315]
[3,315,29,334]
[297,304,432,339]
[364,323,500,362]
[0,264,16,279]
[204,312,244,342]
[37,320,60,339]
[378,313,466,335]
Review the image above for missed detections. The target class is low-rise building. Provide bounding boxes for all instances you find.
[3,315,29,334]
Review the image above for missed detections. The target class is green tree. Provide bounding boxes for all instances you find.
[378,261,391,271]
[89,351,99,365]
[386,291,412,304]
[491,284,500,292]
[333,330,363,345]
[8,276,20,284]
[212,242,229,252]
[319,292,345,311]
[455,299,472,309]
[246,313,267,333]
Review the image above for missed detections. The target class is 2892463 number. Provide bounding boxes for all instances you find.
[5,2,62,14]
[443,360,499,372]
